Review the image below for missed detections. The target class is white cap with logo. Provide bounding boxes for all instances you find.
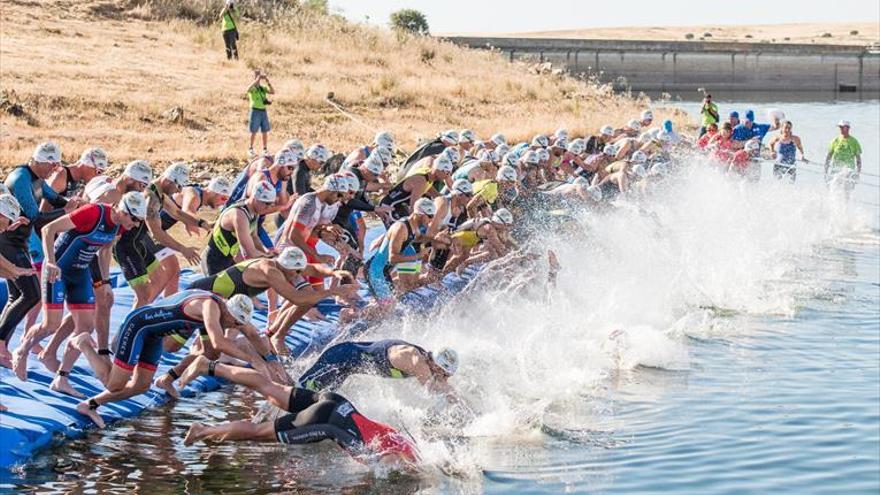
[33,142,62,163]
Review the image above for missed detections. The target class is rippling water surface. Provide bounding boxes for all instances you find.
[3,98,879,494]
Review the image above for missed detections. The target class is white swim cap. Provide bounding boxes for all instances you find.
[630,151,647,164]
[567,138,586,155]
[536,148,550,163]
[207,176,233,196]
[226,294,254,324]
[322,174,347,192]
[79,147,108,170]
[452,178,474,195]
[501,151,518,168]
[600,125,615,137]
[121,191,148,219]
[432,348,459,376]
[491,207,514,225]
[442,146,460,165]
[374,131,394,150]
[0,194,22,222]
[252,180,277,202]
[586,185,602,202]
[531,134,549,148]
[306,144,330,164]
[630,164,647,178]
[553,136,569,149]
[496,165,518,182]
[162,162,190,187]
[745,139,761,153]
[363,153,384,175]
[433,154,454,173]
[340,171,360,192]
[440,129,459,145]
[459,129,476,144]
[284,138,304,154]
[374,146,393,166]
[490,133,507,147]
[478,149,497,164]
[277,246,308,271]
[32,141,61,163]
[628,119,642,131]
[84,176,114,202]
[495,143,510,158]
[641,110,654,121]
[650,162,670,177]
[414,197,436,216]
[522,150,540,166]
[124,160,153,185]
[603,144,618,157]
[554,128,569,140]
[274,148,299,168]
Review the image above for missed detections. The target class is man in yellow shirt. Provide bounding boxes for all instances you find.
[220,1,240,60]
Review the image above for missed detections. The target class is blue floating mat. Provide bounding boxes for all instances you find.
[0,226,480,470]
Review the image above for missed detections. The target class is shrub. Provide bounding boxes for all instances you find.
[684,33,694,40]
[703,32,712,38]
[389,8,429,36]
[821,32,832,38]
[850,30,859,35]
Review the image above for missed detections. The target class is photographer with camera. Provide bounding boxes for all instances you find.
[220,0,240,60]
[247,69,275,158]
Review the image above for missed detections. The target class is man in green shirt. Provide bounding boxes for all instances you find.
[699,94,719,137]
[220,1,239,60]
[824,120,862,197]
[247,69,275,158]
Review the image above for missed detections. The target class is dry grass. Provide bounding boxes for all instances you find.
[0,0,688,173]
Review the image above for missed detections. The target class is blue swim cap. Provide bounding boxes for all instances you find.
[745,110,755,121]
[729,111,739,118]
[663,120,673,132]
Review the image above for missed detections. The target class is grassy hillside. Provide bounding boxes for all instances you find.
[0,0,685,172]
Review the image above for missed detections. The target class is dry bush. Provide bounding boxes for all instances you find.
[0,0,685,171]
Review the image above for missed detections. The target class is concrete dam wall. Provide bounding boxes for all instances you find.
[444,37,880,94]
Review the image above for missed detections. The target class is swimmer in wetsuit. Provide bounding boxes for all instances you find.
[299,339,459,399]
[177,357,419,468]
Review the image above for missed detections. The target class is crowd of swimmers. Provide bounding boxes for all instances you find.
[0,108,866,469]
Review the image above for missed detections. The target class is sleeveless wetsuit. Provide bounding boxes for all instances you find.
[113,289,221,371]
[429,196,468,270]
[113,184,162,286]
[201,200,258,275]
[159,185,203,231]
[274,389,416,463]
[298,339,428,391]
[379,165,432,225]
[364,219,417,302]
[188,258,267,298]
[44,204,120,310]
[773,140,798,182]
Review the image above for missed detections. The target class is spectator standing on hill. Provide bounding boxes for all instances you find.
[220,1,240,60]
[247,69,274,158]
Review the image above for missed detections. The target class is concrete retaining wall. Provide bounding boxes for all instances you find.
[445,37,880,94]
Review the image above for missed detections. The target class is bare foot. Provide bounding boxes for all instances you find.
[70,333,95,353]
[184,422,206,446]
[11,350,28,381]
[76,400,105,428]
[154,373,180,399]
[50,376,85,398]
[38,351,61,373]
[270,333,288,356]
[177,355,210,390]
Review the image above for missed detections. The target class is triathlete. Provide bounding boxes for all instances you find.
[767,120,805,182]
[177,360,419,468]
[155,176,232,297]
[201,180,276,275]
[10,192,145,393]
[299,340,459,399]
[443,208,515,274]
[342,130,394,168]
[379,152,454,225]
[74,290,279,428]
[465,165,518,218]
[427,179,474,274]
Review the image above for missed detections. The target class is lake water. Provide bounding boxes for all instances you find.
[3,97,879,494]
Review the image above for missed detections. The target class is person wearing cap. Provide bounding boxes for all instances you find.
[299,339,459,397]
[174,359,419,469]
[700,94,720,137]
[275,175,349,289]
[346,197,436,323]
[445,209,515,275]
[542,177,603,206]
[640,110,655,128]
[697,122,720,150]
[220,0,240,60]
[398,129,458,178]
[246,69,275,158]
[614,120,642,140]
[458,129,477,158]
[0,142,83,365]
[113,163,203,309]
[728,111,740,129]
[452,149,498,184]
[73,290,280,428]
[424,178,474,276]
[153,174,233,300]
[10,192,144,390]
[43,147,107,201]
[202,180,274,275]
[727,138,763,180]
[343,131,394,170]
[378,152,454,226]
[767,120,806,182]
[0,195,33,280]
[466,165,519,219]
[731,109,779,149]
[585,125,615,156]
[824,120,862,193]
[156,247,358,395]
[578,144,617,184]
[593,151,650,196]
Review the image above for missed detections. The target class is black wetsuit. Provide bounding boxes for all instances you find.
[398,138,445,179]
[332,168,376,273]
[298,339,427,391]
